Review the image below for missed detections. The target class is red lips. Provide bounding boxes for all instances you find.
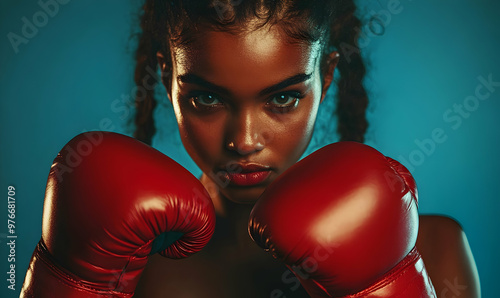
[218,162,272,186]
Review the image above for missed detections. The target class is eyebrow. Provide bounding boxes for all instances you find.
[177,73,313,97]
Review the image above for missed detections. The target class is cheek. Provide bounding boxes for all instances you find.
[172,101,225,171]
[268,97,320,171]
[280,81,322,158]
[274,105,317,157]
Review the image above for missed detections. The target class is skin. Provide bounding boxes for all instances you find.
[158,23,337,206]
[136,22,481,297]
[417,216,481,297]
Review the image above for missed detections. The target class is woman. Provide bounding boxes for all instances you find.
[131,0,480,296]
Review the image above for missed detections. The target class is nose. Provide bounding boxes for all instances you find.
[225,108,267,156]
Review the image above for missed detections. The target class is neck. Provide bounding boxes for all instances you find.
[199,173,256,247]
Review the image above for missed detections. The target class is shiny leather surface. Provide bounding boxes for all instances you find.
[249,141,436,297]
[21,132,215,297]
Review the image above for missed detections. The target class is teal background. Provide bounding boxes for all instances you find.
[1,0,498,297]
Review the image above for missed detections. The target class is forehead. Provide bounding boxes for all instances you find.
[171,24,322,92]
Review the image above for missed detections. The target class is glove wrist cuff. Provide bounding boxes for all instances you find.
[20,239,133,298]
[348,247,436,298]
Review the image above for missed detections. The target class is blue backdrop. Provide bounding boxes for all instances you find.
[1,0,498,297]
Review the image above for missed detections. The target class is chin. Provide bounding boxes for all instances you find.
[222,185,267,204]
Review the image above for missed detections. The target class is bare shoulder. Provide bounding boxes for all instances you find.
[417,215,481,297]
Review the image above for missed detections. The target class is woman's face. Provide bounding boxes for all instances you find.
[161,23,336,204]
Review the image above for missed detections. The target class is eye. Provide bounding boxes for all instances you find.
[267,92,302,113]
[190,93,223,110]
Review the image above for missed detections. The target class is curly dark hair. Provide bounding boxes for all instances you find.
[133,0,368,145]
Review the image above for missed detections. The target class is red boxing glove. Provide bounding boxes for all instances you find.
[249,142,436,297]
[21,132,215,297]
